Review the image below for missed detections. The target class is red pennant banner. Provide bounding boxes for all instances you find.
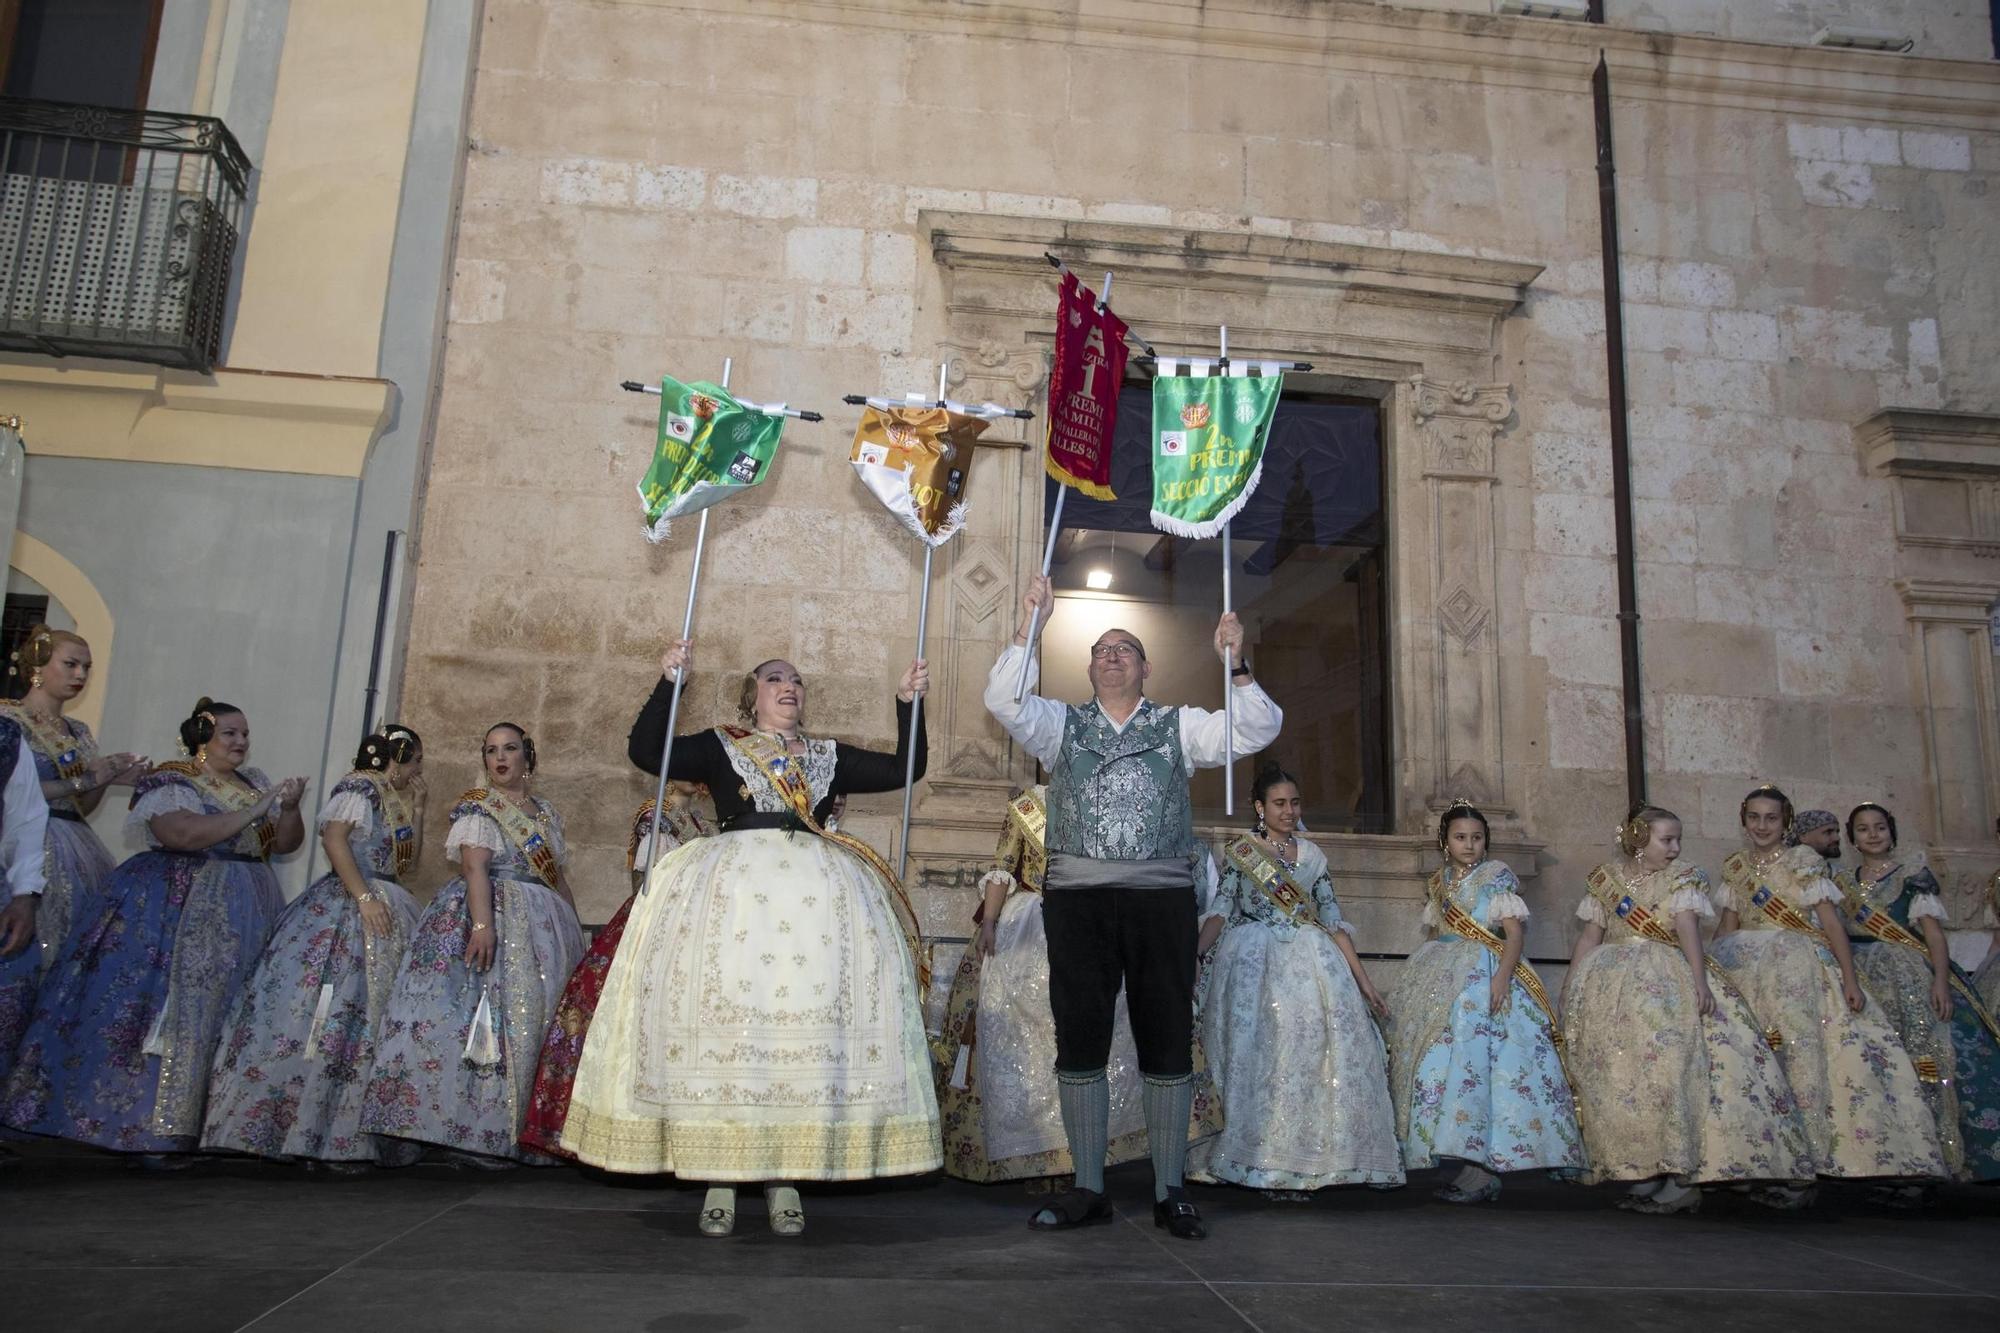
[1044,271,1128,500]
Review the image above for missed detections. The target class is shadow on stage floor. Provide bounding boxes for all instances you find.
[3,1140,1997,1332]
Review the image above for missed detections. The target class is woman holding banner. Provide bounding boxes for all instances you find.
[518,789,713,1160]
[558,645,937,1238]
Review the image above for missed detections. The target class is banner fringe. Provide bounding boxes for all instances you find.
[1045,456,1117,501]
[1149,457,1263,540]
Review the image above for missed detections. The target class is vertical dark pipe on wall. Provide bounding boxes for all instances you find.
[360,529,402,738]
[1590,46,1648,809]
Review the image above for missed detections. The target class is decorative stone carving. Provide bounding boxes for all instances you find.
[1858,409,2000,902]
[1405,374,1516,816]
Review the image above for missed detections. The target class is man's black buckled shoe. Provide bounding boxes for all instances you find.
[1154,1187,1206,1240]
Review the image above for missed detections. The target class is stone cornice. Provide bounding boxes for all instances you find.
[594,0,2000,127]
[1858,409,2000,480]
[926,211,1544,322]
[0,358,396,478]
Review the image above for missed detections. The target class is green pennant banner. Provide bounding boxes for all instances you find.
[1149,369,1282,538]
[637,376,786,543]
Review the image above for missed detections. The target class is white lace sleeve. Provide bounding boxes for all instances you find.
[1708,880,1743,915]
[978,869,1018,897]
[316,788,375,831]
[125,780,204,844]
[1908,894,1949,925]
[1575,895,1607,927]
[1665,887,1716,920]
[444,812,506,863]
[1795,876,1844,910]
[1421,899,1442,930]
[1484,891,1531,925]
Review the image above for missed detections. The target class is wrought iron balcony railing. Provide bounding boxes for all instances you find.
[0,98,251,374]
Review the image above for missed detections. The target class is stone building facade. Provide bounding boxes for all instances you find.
[401,0,2000,965]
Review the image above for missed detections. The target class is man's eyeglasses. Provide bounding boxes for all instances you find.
[1089,642,1142,661]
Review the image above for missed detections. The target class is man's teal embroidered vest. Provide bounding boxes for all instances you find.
[1046,700,1194,861]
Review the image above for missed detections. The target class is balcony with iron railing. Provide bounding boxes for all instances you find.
[0,97,251,374]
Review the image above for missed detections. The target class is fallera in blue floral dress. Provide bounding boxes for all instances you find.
[0,706,119,1090]
[1,763,284,1152]
[1385,859,1585,1176]
[203,773,424,1163]
[361,791,582,1163]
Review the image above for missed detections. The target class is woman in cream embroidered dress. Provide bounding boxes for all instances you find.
[937,784,1149,1185]
[2,699,304,1159]
[561,649,937,1238]
[202,727,428,1167]
[0,626,146,1086]
[519,788,713,1159]
[1189,762,1402,1192]
[362,724,583,1165]
[1709,785,1946,1185]
[1561,806,1812,1215]
[1835,803,2000,1187]
[1385,802,1583,1204]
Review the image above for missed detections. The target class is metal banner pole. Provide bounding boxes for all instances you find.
[642,357,730,881]
[895,362,950,883]
[1218,326,1235,817]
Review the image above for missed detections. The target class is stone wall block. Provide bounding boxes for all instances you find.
[1625,302,1709,355]
[720,282,798,343]
[1901,132,1972,172]
[1669,358,1773,414]
[1531,431,1612,497]
[1659,261,1736,309]
[1530,612,1622,689]
[1643,620,1777,697]
[1533,492,1617,559]
[1547,684,1625,771]
[1708,310,1780,363]
[1694,568,1817,631]
[713,174,818,220]
[784,227,866,286]
[1661,693,1764,776]
[634,165,707,211]
[804,289,914,351]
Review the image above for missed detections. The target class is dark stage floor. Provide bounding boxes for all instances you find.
[4,1143,1997,1332]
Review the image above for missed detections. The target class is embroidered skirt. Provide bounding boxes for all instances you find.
[1708,929,1947,1178]
[1562,937,1813,1184]
[1,850,282,1151]
[1189,921,1403,1189]
[0,812,119,1088]
[560,828,940,1180]
[202,873,422,1163]
[360,876,582,1162]
[1385,936,1585,1175]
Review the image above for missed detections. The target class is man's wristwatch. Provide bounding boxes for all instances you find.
[1230,662,1251,679]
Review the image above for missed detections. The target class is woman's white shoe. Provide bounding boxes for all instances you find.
[768,1184,805,1236]
[698,1186,737,1237]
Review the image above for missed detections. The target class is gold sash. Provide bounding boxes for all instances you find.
[1585,864,1779,1049]
[462,787,560,889]
[1005,788,1046,851]
[1001,787,1048,894]
[3,704,91,814]
[1428,867,1562,1040]
[351,770,416,878]
[142,760,275,860]
[1839,870,2000,1045]
[1220,833,1343,945]
[1722,851,1828,941]
[720,726,928,989]
[627,794,712,867]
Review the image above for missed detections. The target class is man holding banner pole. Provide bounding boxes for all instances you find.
[984,573,1281,1240]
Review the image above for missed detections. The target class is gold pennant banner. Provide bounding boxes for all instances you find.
[849,405,988,547]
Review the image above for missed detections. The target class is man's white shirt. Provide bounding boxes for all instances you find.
[983,643,1283,772]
